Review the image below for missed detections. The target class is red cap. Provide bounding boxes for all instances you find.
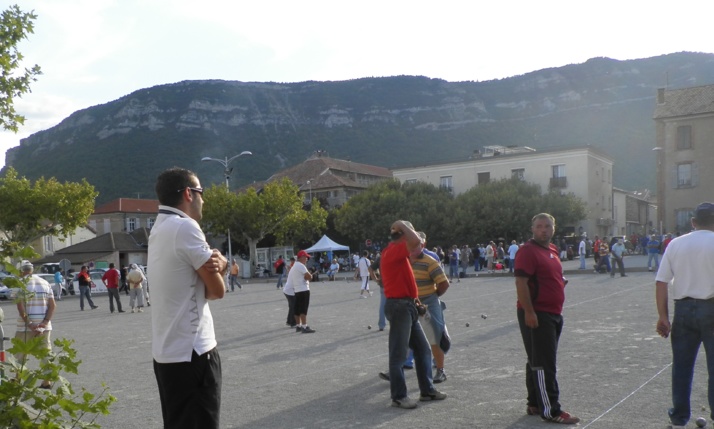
[297,250,311,259]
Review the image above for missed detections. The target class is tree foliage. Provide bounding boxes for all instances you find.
[0,167,98,257]
[334,179,454,246]
[201,178,328,267]
[1,5,42,132]
[335,177,588,247]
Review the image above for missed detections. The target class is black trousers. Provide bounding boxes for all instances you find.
[154,348,222,429]
[517,309,563,420]
[284,293,296,325]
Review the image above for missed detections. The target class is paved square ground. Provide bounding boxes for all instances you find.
[2,261,708,428]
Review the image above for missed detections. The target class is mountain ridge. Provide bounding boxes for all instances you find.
[5,51,714,204]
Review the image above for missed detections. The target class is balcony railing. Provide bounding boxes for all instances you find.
[549,176,567,188]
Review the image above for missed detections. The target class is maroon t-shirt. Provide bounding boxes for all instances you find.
[381,241,418,299]
[102,268,120,288]
[514,239,565,315]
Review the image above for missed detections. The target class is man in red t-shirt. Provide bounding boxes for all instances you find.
[381,220,446,409]
[514,213,579,425]
[102,263,125,313]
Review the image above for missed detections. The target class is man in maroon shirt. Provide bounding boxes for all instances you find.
[514,213,579,424]
[102,263,125,313]
[381,220,446,409]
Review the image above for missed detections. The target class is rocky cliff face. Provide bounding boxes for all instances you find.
[6,52,714,203]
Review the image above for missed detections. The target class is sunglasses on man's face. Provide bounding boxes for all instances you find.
[177,187,204,195]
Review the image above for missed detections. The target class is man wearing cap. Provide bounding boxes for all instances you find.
[656,202,714,428]
[148,167,228,429]
[15,260,56,389]
[286,250,316,333]
[381,220,446,409]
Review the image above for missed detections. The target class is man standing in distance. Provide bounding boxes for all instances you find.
[286,250,316,333]
[655,202,714,428]
[102,263,125,313]
[514,213,579,424]
[382,220,446,409]
[149,167,228,429]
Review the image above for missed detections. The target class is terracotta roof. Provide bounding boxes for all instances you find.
[653,84,714,119]
[93,198,160,215]
[261,155,392,191]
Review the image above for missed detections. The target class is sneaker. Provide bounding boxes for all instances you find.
[91,305,99,310]
[302,326,315,333]
[419,390,447,401]
[360,295,367,299]
[118,310,126,313]
[295,326,303,333]
[543,411,580,424]
[403,364,413,370]
[138,308,144,313]
[131,308,135,313]
[433,368,447,384]
[526,406,540,416]
[391,397,418,409]
[378,372,390,381]
[369,291,373,296]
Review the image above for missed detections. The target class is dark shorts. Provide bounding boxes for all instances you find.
[294,290,311,315]
[154,347,222,429]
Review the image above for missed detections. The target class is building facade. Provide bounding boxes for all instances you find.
[612,188,657,238]
[653,85,714,234]
[89,198,160,235]
[391,145,615,237]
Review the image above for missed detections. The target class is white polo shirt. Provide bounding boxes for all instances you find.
[656,230,714,300]
[286,261,310,293]
[149,205,215,363]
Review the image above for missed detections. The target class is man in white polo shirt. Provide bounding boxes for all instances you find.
[149,167,228,429]
[656,202,714,428]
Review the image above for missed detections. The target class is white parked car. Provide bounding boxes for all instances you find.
[72,271,108,294]
[36,273,68,298]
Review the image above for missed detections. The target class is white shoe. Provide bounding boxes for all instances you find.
[138,307,144,313]
[369,291,373,296]
[360,295,367,299]
[131,308,135,313]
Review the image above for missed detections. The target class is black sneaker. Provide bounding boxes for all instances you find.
[378,372,390,381]
[295,326,303,333]
[419,390,447,401]
[302,326,315,333]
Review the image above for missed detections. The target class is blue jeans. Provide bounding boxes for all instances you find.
[669,299,714,426]
[648,253,660,270]
[384,298,434,400]
[595,254,611,273]
[449,264,458,280]
[79,285,95,310]
[378,287,387,330]
[579,253,586,269]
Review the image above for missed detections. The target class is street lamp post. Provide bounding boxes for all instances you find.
[201,151,253,274]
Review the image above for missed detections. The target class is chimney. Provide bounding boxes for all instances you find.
[657,88,665,104]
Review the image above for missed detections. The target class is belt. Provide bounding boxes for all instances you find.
[675,297,714,302]
[387,297,416,302]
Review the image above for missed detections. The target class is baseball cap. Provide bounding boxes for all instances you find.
[20,260,33,270]
[695,202,714,220]
[297,250,311,259]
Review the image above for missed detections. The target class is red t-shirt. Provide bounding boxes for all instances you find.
[381,241,418,299]
[102,268,120,288]
[514,239,565,315]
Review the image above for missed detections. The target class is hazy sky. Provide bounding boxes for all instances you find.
[2,0,713,167]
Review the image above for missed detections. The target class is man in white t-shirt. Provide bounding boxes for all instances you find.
[148,167,228,429]
[655,202,714,428]
[286,250,316,333]
[358,250,373,298]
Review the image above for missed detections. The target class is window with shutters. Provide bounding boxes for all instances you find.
[676,163,693,188]
[675,208,694,232]
[511,169,525,180]
[676,125,692,150]
[439,176,453,193]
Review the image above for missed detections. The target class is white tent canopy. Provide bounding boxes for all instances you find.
[304,235,350,253]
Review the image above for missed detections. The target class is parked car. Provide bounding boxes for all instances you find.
[72,271,108,293]
[36,273,68,298]
[0,272,19,300]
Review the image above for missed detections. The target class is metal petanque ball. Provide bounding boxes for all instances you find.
[465,323,470,327]
[696,417,707,428]
[368,325,372,330]
[481,314,487,319]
